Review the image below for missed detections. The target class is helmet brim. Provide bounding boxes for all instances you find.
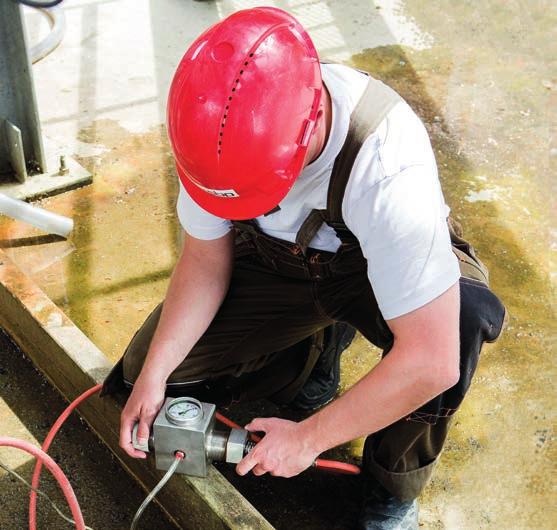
[178,163,301,221]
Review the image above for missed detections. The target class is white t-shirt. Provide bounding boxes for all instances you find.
[177,63,460,320]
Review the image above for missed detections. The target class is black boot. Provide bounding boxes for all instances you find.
[358,479,418,530]
[289,322,356,411]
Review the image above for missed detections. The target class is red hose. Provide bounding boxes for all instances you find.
[215,411,361,475]
[25,384,358,530]
[0,437,86,530]
[216,411,262,442]
[314,458,361,475]
[215,411,245,433]
[29,383,103,530]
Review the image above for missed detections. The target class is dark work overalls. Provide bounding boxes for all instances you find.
[102,75,506,501]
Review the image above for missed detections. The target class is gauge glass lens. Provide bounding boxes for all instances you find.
[166,398,203,425]
[171,401,200,420]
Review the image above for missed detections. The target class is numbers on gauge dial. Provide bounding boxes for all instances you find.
[165,398,204,425]
[170,401,200,420]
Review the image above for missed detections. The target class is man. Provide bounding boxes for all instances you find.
[101,7,506,529]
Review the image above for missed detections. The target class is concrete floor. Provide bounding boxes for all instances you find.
[0,0,555,528]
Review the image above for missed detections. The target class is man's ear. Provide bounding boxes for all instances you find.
[314,109,324,130]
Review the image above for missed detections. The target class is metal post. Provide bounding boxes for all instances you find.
[0,1,46,179]
[0,1,91,200]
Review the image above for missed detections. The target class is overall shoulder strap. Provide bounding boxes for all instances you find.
[326,76,402,225]
[295,76,402,253]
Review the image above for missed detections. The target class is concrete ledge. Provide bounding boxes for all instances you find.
[0,249,273,530]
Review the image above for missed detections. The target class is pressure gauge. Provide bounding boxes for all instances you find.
[165,397,204,426]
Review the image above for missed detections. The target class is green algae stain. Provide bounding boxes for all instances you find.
[340,43,555,529]
[0,120,182,362]
[349,44,552,318]
[62,120,181,360]
[336,44,554,451]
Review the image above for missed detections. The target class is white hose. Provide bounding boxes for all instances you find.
[29,6,66,64]
[0,193,73,238]
[130,455,183,530]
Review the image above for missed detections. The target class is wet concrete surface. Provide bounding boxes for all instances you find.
[0,1,554,528]
[0,328,175,530]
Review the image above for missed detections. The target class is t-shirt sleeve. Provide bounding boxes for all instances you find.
[176,183,233,240]
[344,118,460,320]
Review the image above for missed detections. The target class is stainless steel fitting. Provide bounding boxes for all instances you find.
[132,397,254,477]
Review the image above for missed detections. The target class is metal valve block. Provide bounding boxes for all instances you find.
[152,398,217,477]
[132,396,253,478]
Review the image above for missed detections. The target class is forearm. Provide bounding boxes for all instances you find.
[301,342,459,454]
[301,283,460,454]
[139,232,234,383]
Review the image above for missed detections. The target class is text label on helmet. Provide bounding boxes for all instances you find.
[207,189,239,198]
[194,180,240,198]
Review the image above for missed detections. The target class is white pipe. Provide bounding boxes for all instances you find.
[29,6,66,64]
[0,193,73,238]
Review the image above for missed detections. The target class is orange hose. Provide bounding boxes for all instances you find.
[216,411,262,442]
[29,383,103,530]
[0,437,86,530]
[314,458,361,475]
[26,384,359,530]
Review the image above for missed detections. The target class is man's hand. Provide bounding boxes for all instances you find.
[236,417,319,478]
[119,375,166,459]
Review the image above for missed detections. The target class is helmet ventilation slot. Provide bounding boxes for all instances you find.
[218,53,255,156]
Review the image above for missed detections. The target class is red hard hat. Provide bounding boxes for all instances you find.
[167,7,322,220]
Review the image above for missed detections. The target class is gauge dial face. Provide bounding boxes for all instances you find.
[166,397,203,425]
